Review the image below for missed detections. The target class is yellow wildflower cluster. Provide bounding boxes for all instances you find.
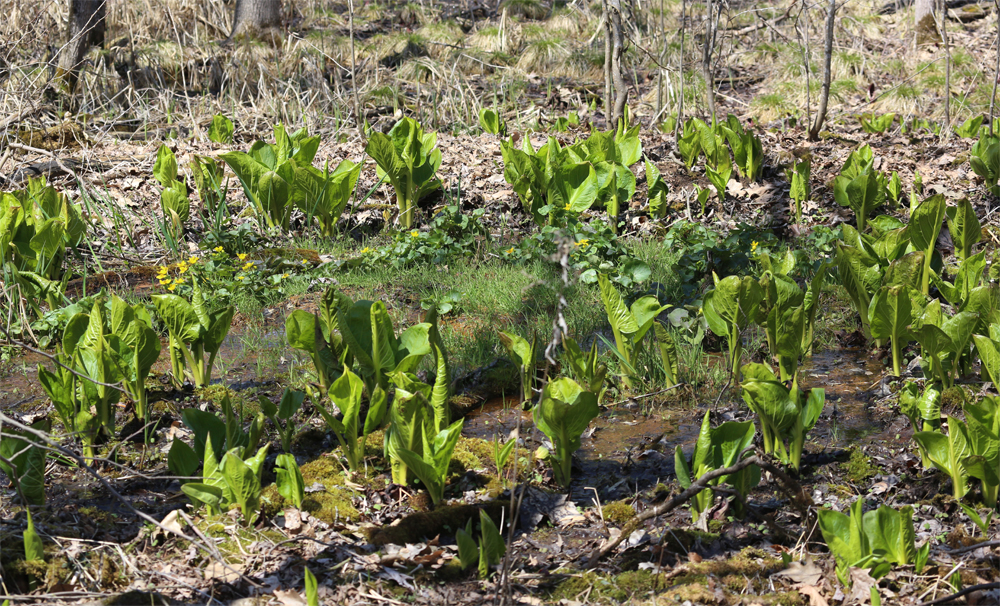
[575,239,590,248]
[360,246,373,254]
[751,241,759,254]
[214,246,224,253]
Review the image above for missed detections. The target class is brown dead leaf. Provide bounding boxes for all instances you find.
[774,559,823,585]
[846,568,877,605]
[284,508,302,533]
[795,584,830,606]
[274,589,307,606]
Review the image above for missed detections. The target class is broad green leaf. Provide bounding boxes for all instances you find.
[275,453,305,509]
[23,508,44,562]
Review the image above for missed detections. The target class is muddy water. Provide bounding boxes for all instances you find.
[459,347,882,501]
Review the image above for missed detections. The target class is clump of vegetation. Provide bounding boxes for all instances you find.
[842,447,880,484]
[601,500,635,526]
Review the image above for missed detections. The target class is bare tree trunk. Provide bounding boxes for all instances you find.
[676,0,686,139]
[230,0,281,40]
[602,2,613,125]
[941,0,951,135]
[915,0,940,45]
[349,0,363,139]
[809,0,836,141]
[991,0,1000,136]
[702,0,717,123]
[609,0,628,126]
[56,0,106,96]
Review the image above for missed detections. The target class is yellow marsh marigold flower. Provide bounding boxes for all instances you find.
[167,284,177,291]
[575,239,590,248]
[282,273,289,279]
[411,230,419,238]
[751,241,759,253]
[236,276,245,281]
[188,256,198,264]
[214,246,224,252]
[237,253,248,261]
[242,262,254,270]
[178,265,188,274]
[506,247,515,254]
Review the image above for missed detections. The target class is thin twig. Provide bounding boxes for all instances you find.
[917,582,1000,606]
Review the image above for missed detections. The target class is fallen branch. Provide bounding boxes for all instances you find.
[586,450,814,568]
[917,582,1000,606]
[586,452,761,568]
[944,540,1000,555]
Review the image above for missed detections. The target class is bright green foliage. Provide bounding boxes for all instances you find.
[258,389,306,454]
[961,504,994,536]
[220,123,320,230]
[835,223,918,339]
[859,112,895,133]
[396,418,464,505]
[909,194,946,295]
[533,378,600,487]
[914,418,971,500]
[457,510,506,578]
[946,198,982,263]
[37,319,102,459]
[833,145,888,233]
[935,251,986,309]
[755,271,806,382]
[336,297,432,394]
[677,117,707,169]
[499,331,538,404]
[975,330,1000,390]
[970,132,1000,196]
[674,411,758,523]
[24,507,44,563]
[208,114,234,144]
[285,288,351,397]
[365,116,442,229]
[151,281,234,388]
[479,108,506,136]
[386,382,429,485]
[577,128,639,232]
[954,115,985,138]
[180,434,269,525]
[291,159,361,236]
[703,274,761,382]
[563,335,608,403]
[37,305,124,458]
[502,136,600,227]
[786,159,810,224]
[719,114,763,182]
[818,499,927,587]
[868,285,913,377]
[645,157,669,219]
[898,381,942,468]
[597,273,669,388]
[304,567,319,606]
[702,127,733,202]
[492,436,516,484]
[275,453,305,509]
[653,323,680,387]
[315,369,382,471]
[913,302,976,388]
[740,363,824,471]
[801,262,830,356]
[0,177,86,318]
[107,295,160,423]
[172,393,265,474]
[0,419,49,506]
[961,396,1000,507]
[154,144,190,240]
[886,171,903,206]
